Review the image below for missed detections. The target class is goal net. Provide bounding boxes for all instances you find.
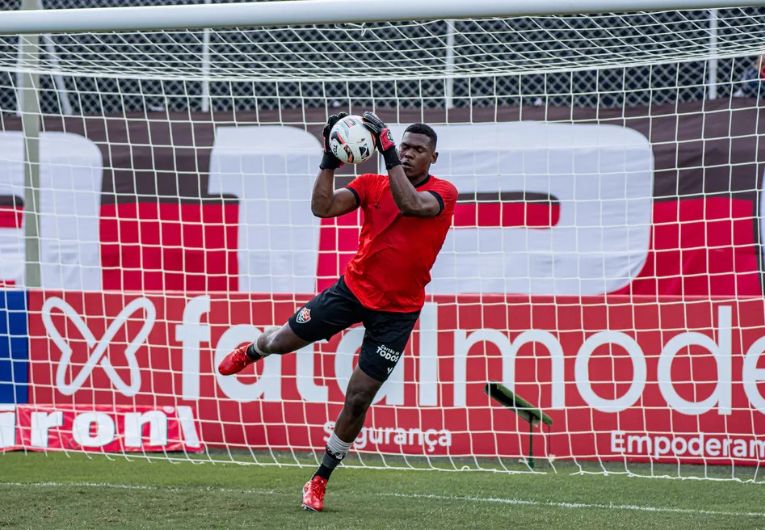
[1,0,765,482]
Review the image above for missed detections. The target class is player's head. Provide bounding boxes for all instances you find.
[399,123,438,180]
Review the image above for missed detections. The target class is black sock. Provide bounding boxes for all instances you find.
[313,450,342,481]
[246,343,261,361]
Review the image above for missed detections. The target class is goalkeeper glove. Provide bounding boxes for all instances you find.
[361,111,401,170]
[320,112,347,170]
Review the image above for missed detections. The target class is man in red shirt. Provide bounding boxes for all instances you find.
[218,111,457,512]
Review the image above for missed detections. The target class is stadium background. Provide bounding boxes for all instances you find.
[1,1,765,468]
[0,1,762,114]
[4,3,765,527]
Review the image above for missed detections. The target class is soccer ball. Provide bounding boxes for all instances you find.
[329,115,376,164]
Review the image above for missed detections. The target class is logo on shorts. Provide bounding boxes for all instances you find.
[377,344,401,365]
[296,306,311,324]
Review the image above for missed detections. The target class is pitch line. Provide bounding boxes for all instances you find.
[0,481,763,519]
[381,492,765,519]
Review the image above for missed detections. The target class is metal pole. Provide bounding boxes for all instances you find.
[444,19,455,110]
[528,421,535,469]
[43,34,73,115]
[14,37,23,118]
[201,0,211,112]
[707,8,718,100]
[19,0,42,288]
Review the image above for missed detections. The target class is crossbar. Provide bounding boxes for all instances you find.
[0,0,763,35]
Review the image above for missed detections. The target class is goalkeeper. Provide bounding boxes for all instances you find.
[218,111,457,512]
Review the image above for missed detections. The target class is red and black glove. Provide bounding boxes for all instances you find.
[362,111,401,170]
[320,112,347,170]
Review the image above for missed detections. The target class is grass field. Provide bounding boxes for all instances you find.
[1,453,764,528]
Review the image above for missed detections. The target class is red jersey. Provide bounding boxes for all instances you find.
[343,173,457,312]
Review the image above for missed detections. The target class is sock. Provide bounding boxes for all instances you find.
[245,341,269,360]
[246,332,274,360]
[314,432,352,481]
[248,326,281,360]
[245,343,261,360]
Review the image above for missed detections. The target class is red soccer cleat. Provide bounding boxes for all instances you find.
[217,343,257,376]
[301,476,327,512]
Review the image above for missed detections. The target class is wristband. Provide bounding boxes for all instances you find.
[320,152,342,170]
[382,148,401,170]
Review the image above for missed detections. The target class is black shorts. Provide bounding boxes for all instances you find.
[288,277,420,382]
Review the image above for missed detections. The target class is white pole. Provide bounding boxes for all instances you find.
[43,34,73,115]
[0,0,763,35]
[707,8,718,100]
[15,37,23,118]
[201,0,211,113]
[18,0,41,288]
[444,20,455,110]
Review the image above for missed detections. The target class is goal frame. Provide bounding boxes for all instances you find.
[0,0,763,35]
[1,0,765,479]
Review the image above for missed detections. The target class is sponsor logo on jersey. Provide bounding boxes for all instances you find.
[296,306,311,324]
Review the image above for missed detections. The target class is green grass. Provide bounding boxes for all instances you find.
[1,452,764,529]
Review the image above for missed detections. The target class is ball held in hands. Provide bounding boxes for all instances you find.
[361,111,396,152]
[328,115,377,165]
[322,112,347,154]
[319,112,348,170]
[361,111,401,169]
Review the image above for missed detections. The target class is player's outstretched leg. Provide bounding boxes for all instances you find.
[217,324,309,375]
[302,367,382,512]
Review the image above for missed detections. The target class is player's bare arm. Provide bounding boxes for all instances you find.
[311,112,361,218]
[362,111,442,217]
[311,169,359,218]
[386,158,441,217]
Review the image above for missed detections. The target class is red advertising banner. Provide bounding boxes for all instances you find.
[25,291,765,465]
[0,404,202,453]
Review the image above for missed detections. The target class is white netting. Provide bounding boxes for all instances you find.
[1,10,765,81]
[1,5,764,114]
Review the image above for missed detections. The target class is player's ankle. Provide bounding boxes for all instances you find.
[313,466,332,481]
[250,327,280,359]
[246,343,264,360]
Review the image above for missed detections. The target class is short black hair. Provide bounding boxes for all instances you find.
[403,123,437,150]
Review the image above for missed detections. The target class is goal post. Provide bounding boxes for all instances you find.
[0,0,764,482]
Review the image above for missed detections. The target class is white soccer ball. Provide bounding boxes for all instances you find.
[329,115,376,165]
